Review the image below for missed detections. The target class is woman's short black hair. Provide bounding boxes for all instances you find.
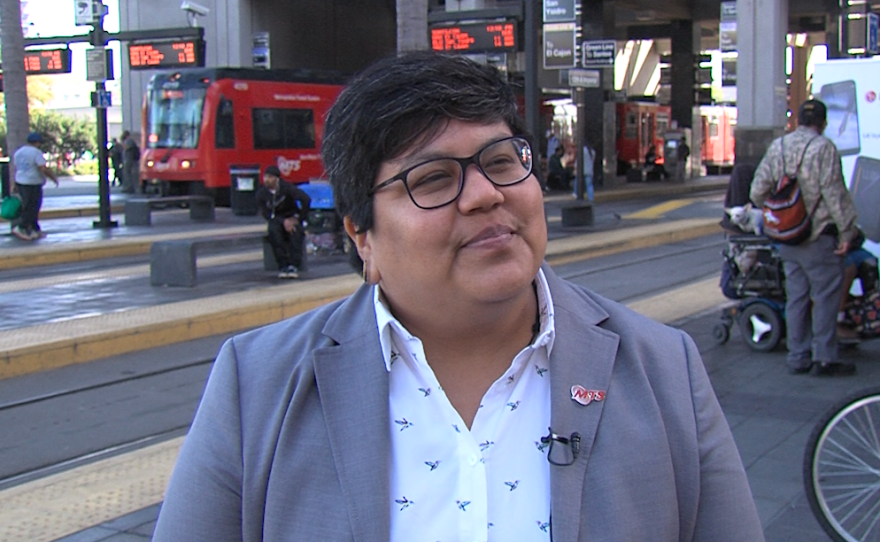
[322,51,531,233]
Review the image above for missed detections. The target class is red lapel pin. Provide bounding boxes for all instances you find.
[571,385,606,406]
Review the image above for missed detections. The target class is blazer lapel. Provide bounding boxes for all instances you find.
[544,268,620,541]
[313,285,390,542]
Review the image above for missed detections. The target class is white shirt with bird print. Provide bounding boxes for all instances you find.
[374,269,556,542]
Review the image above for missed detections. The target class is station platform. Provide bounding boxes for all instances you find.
[0,175,734,542]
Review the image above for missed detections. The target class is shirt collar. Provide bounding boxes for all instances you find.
[373,268,556,372]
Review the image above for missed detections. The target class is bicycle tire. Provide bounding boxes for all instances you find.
[804,386,880,542]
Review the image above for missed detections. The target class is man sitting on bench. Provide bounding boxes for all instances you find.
[255,165,311,279]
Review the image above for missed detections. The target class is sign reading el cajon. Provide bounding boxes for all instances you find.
[543,22,576,69]
[543,0,575,23]
[582,40,616,67]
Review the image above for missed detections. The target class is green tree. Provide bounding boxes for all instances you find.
[0,110,96,169]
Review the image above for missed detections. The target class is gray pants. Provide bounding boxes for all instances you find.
[779,235,845,370]
[122,160,139,194]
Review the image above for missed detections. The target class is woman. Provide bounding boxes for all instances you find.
[153,52,763,541]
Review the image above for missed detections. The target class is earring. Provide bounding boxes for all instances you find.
[362,260,369,283]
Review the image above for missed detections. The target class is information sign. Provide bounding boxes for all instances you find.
[90,89,112,108]
[569,69,600,88]
[720,1,737,52]
[253,31,271,69]
[74,0,95,26]
[128,38,206,70]
[582,40,616,67]
[722,58,737,86]
[543,0,575,23]
[430,20,517,53]
[869,12,879,55]
[86,47,113,81]
[543,22,576,69]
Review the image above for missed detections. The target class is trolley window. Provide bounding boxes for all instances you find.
[215,97,235,149]
[146,87,206,149]
[252,108,316,150]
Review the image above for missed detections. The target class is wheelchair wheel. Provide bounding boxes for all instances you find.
[804,387,880,542]
[712,323,730,345]
[738,302,783,352]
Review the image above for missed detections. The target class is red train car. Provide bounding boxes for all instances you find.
[140,68,346,205]
[700,105,736,174]
[615,101,671,174]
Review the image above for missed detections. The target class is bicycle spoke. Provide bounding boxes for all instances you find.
[809,394,880,542]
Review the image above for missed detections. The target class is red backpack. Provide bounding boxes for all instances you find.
[762,136,819,245]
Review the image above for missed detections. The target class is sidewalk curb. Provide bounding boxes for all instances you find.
[0,218,722,380]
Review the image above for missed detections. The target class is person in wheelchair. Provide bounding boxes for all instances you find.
[837,229,879,341]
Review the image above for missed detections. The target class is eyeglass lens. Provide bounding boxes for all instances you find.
[405,137,532,208]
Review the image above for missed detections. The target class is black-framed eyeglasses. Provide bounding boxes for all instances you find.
[370,136,533,210]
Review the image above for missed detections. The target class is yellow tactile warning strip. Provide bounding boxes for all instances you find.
[0,437,183,542]
[0,218,720,380]
[0,223,265,271]
[545,217,720,266]
[622,198,695,220]
[40,204,125,220]
[0,273,363,380]
[0,276,729,542]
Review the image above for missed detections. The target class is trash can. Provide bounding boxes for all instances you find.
[229,165,261,215]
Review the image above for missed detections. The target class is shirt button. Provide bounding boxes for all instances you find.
[468,455,479,466]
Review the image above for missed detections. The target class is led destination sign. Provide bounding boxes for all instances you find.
[128,39,205,70]
[24,48,72,74]
[431,20,518,53]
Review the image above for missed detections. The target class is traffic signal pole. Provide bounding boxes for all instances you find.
[90,18,115,229]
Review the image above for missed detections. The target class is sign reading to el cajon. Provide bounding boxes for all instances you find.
[543,22,576,69]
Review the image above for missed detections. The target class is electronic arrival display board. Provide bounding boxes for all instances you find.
[23,48,72,75]
[128,39,206,70]
[430,20,518,53]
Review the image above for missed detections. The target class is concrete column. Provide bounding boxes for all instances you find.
[735,0,789,166]
[670,19,695,129]
[579,0,613,187]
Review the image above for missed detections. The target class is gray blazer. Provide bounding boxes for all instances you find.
[153,264,764,541]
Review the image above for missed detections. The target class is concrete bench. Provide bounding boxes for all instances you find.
[150,233,279,287]
[125,195,215,226]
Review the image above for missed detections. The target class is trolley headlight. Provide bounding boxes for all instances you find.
[180,160,193,169]
[146,160,155,168]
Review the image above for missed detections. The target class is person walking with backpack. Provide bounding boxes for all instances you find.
[750,99,858,376]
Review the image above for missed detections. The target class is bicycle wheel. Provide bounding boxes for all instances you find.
[804,387,880,542]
